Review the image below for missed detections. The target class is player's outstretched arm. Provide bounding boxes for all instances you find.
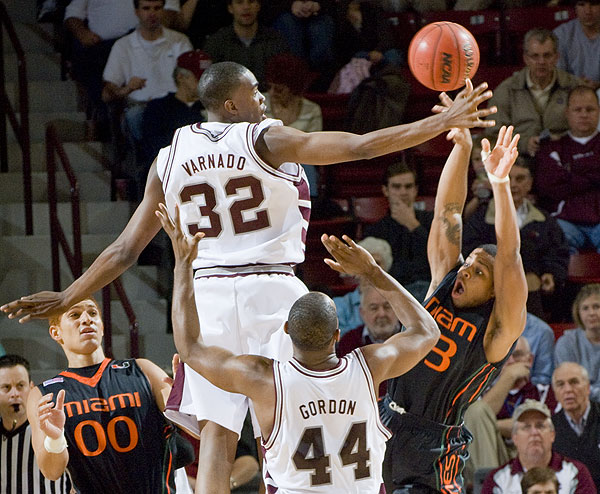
[1,162,165,323]
[321,235,439,385]
[426,90,474,295]
[156,203,273,400]
[257,80,496,167]
[27,387,69,481]
[481,127,528,363]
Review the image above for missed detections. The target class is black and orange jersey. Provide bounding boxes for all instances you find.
[387,266,511,425]
[39,359,177,494]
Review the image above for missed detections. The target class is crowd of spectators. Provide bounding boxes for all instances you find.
[18,0,600,492]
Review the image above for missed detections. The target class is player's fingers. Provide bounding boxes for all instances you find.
[341,235,357,248]
[496,126,506,147]
[55,389,65,409]
[470,80,486,97]
[323,258,344,273]
[474,90,493,107]
[502,125,514,146]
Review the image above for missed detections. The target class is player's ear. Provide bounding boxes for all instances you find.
[334,328,340,343]
[224,98,237,115]
[49,324,62,343]
[283,322,289,334]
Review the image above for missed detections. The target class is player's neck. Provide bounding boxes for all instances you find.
[65,347,106,368]
[294,350,340,371]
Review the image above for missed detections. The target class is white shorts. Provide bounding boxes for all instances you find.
[165,270,308,437]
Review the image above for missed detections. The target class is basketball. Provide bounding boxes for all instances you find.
[408,22,480,91]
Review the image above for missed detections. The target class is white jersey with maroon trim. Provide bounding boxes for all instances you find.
[156,118,311,270]
[262,349,391,493]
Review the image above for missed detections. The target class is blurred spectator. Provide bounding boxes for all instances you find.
[521,467,559,494]
[336,282,401,396]
[481,399,596,494]
[333,0,401,72]
[534,86,600,253]
[463,156,569,318]
[0,354,72,493]
[183,0,231,48]
[554,0,600,89]
[486,28,581,157]
[140,50,210,172]
[333,237,393,335]
[270,0,335,80]
[102,0,192,138]
[379,0,446,13]
[264,53,322,196]
[523,313,557,386]
[554,284,600,402]
[464,338,557,484]
[203,0,288,90]
[65,0,184,131]
[364,162,432,302]
[552,362,600,491]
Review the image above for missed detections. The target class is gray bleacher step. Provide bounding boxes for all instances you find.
[4,52,61,82]
[7,112,87,142]
[1,264,163,303]
[8,141,108,173]
[0,170,111,203]
[6,80,79,112]
[0,201,132,235]
[3,0,38,25]
[3,22,55,54]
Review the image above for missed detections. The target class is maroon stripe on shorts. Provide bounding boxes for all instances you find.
[165,361,186,411]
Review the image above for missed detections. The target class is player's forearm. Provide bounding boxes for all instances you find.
[36,449,69,481]
[491,181,521,261]
[101,82,133,103]
[433,142,471,216]
[62,238,140,308]
[171,263,203,361]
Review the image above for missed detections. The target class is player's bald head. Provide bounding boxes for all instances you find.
[197,61,251,112]
[287,292,339,351]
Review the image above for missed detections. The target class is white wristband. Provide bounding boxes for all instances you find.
[486,172,510,184]
[44,433,67,454]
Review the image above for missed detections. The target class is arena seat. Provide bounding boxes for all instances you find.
[549,322,576,341]
[419,9,503,64]
[304,93,350,131]
[567,251,600,285]
[297,255,358,295]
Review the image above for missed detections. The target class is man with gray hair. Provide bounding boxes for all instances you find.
[552,362,600,490]
[486,28,581,157]
[333,236,393,335]
[481,399,596,494]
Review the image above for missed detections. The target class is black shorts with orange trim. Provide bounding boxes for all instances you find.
[380,395,472,494]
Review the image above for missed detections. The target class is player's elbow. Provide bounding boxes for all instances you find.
[39,460,67,481]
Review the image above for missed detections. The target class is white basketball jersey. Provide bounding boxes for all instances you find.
[156,119,311,270]
[262,350,391,493]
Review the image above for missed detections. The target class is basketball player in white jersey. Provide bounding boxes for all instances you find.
[158,201,440,493]
[3,62,495,493]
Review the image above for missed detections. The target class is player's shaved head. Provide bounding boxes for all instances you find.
[198,61,251,112]
[287,292,339,351]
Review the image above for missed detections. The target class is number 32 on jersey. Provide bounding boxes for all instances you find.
[179,176,270,237]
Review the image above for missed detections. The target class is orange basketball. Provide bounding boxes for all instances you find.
[408,21,480,91]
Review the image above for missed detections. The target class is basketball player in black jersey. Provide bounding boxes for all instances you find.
[25,298,191,493]
[381,121,528,493]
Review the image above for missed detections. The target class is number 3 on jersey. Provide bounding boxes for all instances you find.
[293,422,371,486]
[179,175,270,237]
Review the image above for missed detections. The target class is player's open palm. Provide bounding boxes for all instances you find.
[321,234,378,277]
[156,203,204,265]
[38,390,66,440]
[482,125,520,180]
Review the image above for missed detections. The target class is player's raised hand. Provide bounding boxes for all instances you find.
[155,203,204,266]
[437,79,497,129]
[321,234,379,278]
[1,292,68,324]
[38,390,66,439]
[432,90,473,147]
[482,125,520,180]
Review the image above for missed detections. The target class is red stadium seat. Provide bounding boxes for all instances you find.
[549,322,576,341]
[501,6,576,64]
[567,251,600,285]
[419,9,503,64]
[304,93,350,131]
[297,256,358,295]
[407,134,454,196]
[352,196,389,225]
